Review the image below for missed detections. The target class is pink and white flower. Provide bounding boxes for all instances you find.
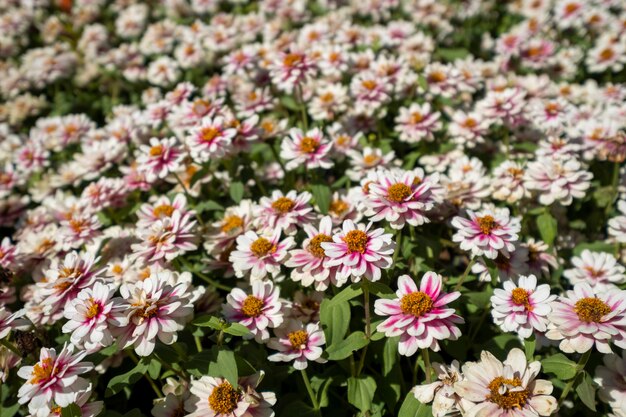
[491,275,556,339]
[454,348,558,417]
[280,127,333,171]
[268,319,327,370]
[185,373,276,417]
[524,155,593,206]
[395,103,442,143]
[136,137,184,182]
[222,280,284,342]
[451,208,521,259]
[17,344,93,413]
[375,273,463,355]
[594,351,626,417]
[563,250,626,291]
[186,116,237,163]
[256,190,315,236]
[229,230,294,280]
[412,360,468,417]
[321,220,395,283]
[546,283,626,353]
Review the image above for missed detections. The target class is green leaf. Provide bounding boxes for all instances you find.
[573,242,615,256]
[311,184,331,214]
[61,404,82,417]
[435,47,470,62]
[0,402,21,417]
[383,337,399,376]
[524,337,536,361]
[368,282,395,297]
[106,359,150,397]
[187,348,218,376]
[279,400,318,417]
[536,212,557,246]
[192,315,223,329]
[209,350,238,387]
[398,394,432,417]
[194,200,224,213]
[576,371,597,411]
[542,354,577,380]
[320,298,351,346]
[326,331,369,361]
[280,96,300,111]
[229,181,245,203]
[347,376,377,413]
[223,323,251,336]
[147,358,161,380]
[464,291,491,309]
[328,284,362,306]
[316,377,333,408]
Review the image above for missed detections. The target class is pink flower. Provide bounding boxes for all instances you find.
[375,273,463,355]
[270,51,317,93]
[285,216,344,291]
[361,168,438,229]
[223,280,284,342]
[594,351,626,416]
[185,373,276,417]
[136,193,191,229]
[546,283,626,353]
[17,344,93,412]
[491,275,556,339]
[395,103,442,143]
[117,270,194,356]
[524,155,592,206]
[451,208,521,259]
[256,190,315,236]
[321,220,395,283]
[62,282,127,351]
[563,250,626,291]
[279,128,333,171]
[136,136,184,182]
[229,230,294,280]
[186,116,237,163]
[268,319,327,370]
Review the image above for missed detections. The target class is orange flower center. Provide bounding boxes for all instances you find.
[250,237,276,258]
[477,215,499,234]
[428,71,446,83]
[329,199,349,216]
[599,48,615,62]
[149,145,163,156]
[308,234,333,258]
[511,288,533,311]
[387,183,412,203]
[574,297,611,323]
[343,230,368,254]
[208,382,240,414]
[30,358,55,384]
[241,296,264,318]
[283,53,302,67]
[488,376,529,410]
[363,154,379,165]
[464,118,477,128]
[288,330,309,350]
[410,112,423,124]
[400,291,434,317]
[153,204,175,218]
[85,298,101,319]
[271,197,295,214]
[221,215,244,234]
[300,137,320,154]
[200,127,221,143]
[361,80,377,90]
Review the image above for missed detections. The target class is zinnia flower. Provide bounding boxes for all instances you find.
[279,128,333,171]
[563,250,626,291]
[229,230,294,280]
[451,208,521,259]
[268,319,327,370]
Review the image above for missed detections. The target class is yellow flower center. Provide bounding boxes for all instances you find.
[300,137,320,154]
[308,234,333,258]
[410,112,423,124]
[464,118,477,128]
[320,92,334,103]
[250,237,276,258]
[200,127,221,143]
[288,330,309,350]
[241,296,264,318]
[85,298,101,319]
[477,215,499,234]
[329,199,349,216]
[30,358,55,384]
[153,204,175,218]
[507,167,524,177]
[574,297,611,323]
[271,197,295,214]
[488,376,529,410]
[428,71,446,83]
[387,183,412,203]
[343,230,368,254]
[361,80,377,90]
[511,288,533,311]
[363,154,379,165]
[400,292,434,317]
[221,215,244,234]
[599,48,615,62]
[283,53,302,67]
[111,264,123,275]
[208,382,240,415]
[149,145,163,156]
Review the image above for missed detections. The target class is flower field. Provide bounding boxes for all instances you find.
[1,0,626,416]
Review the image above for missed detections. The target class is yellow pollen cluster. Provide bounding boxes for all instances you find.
[363,154,379,165]
[283,53,302,67]
[200,126,221,143]
[487,377,529,410]
[410,112,423,124]
[574,297,611,323]
[271,197,296,214]
[400,291,434,317]
[599,48,615,62]
[153,204,175,218]
[30,358,55,384]
[343,230,368,254]
[208,382,240,414]
[511,288,533,311]
[387,183,412,203]
[307,234,332,258]
[464,118,477,128]
[507,167,524,177]
[149,145,163,156]
[477,215,499,234]
[85,298,101,319]
[250,237,276,258]
[300,137,320,154]
[428,71,446,83]
[288,330,309,350]
[329,199,349,215]
[361,80,377,90]
[221,215,244,234]
[241,295,264,318]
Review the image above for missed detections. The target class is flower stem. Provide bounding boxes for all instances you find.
[606,160,621,216]
[301,369,319,411]
[558,349,591,407]
[454,257,476,291]
[363,280,371,339]
[0,339,21,356]
[392,229,403,266]
[422,349,432,383]
[296,84,308,131]
[194,336,203,352]
[128,350,163,398]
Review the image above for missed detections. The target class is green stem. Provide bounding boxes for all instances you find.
[454,257,476,291]
[296,84,308,131]
[128,350,163,397]
[558,350,591,407]
[363,280,371,339]
[392,229,403,265]
[422,349,432,383]
[606,160,621,216]
[412,356,420,387]
[300,369,320,411]
[178,258,231,291]
[194,336,203,353]
[0,339,21,356]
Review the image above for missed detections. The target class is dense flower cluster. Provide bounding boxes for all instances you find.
[0,0,625,417]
